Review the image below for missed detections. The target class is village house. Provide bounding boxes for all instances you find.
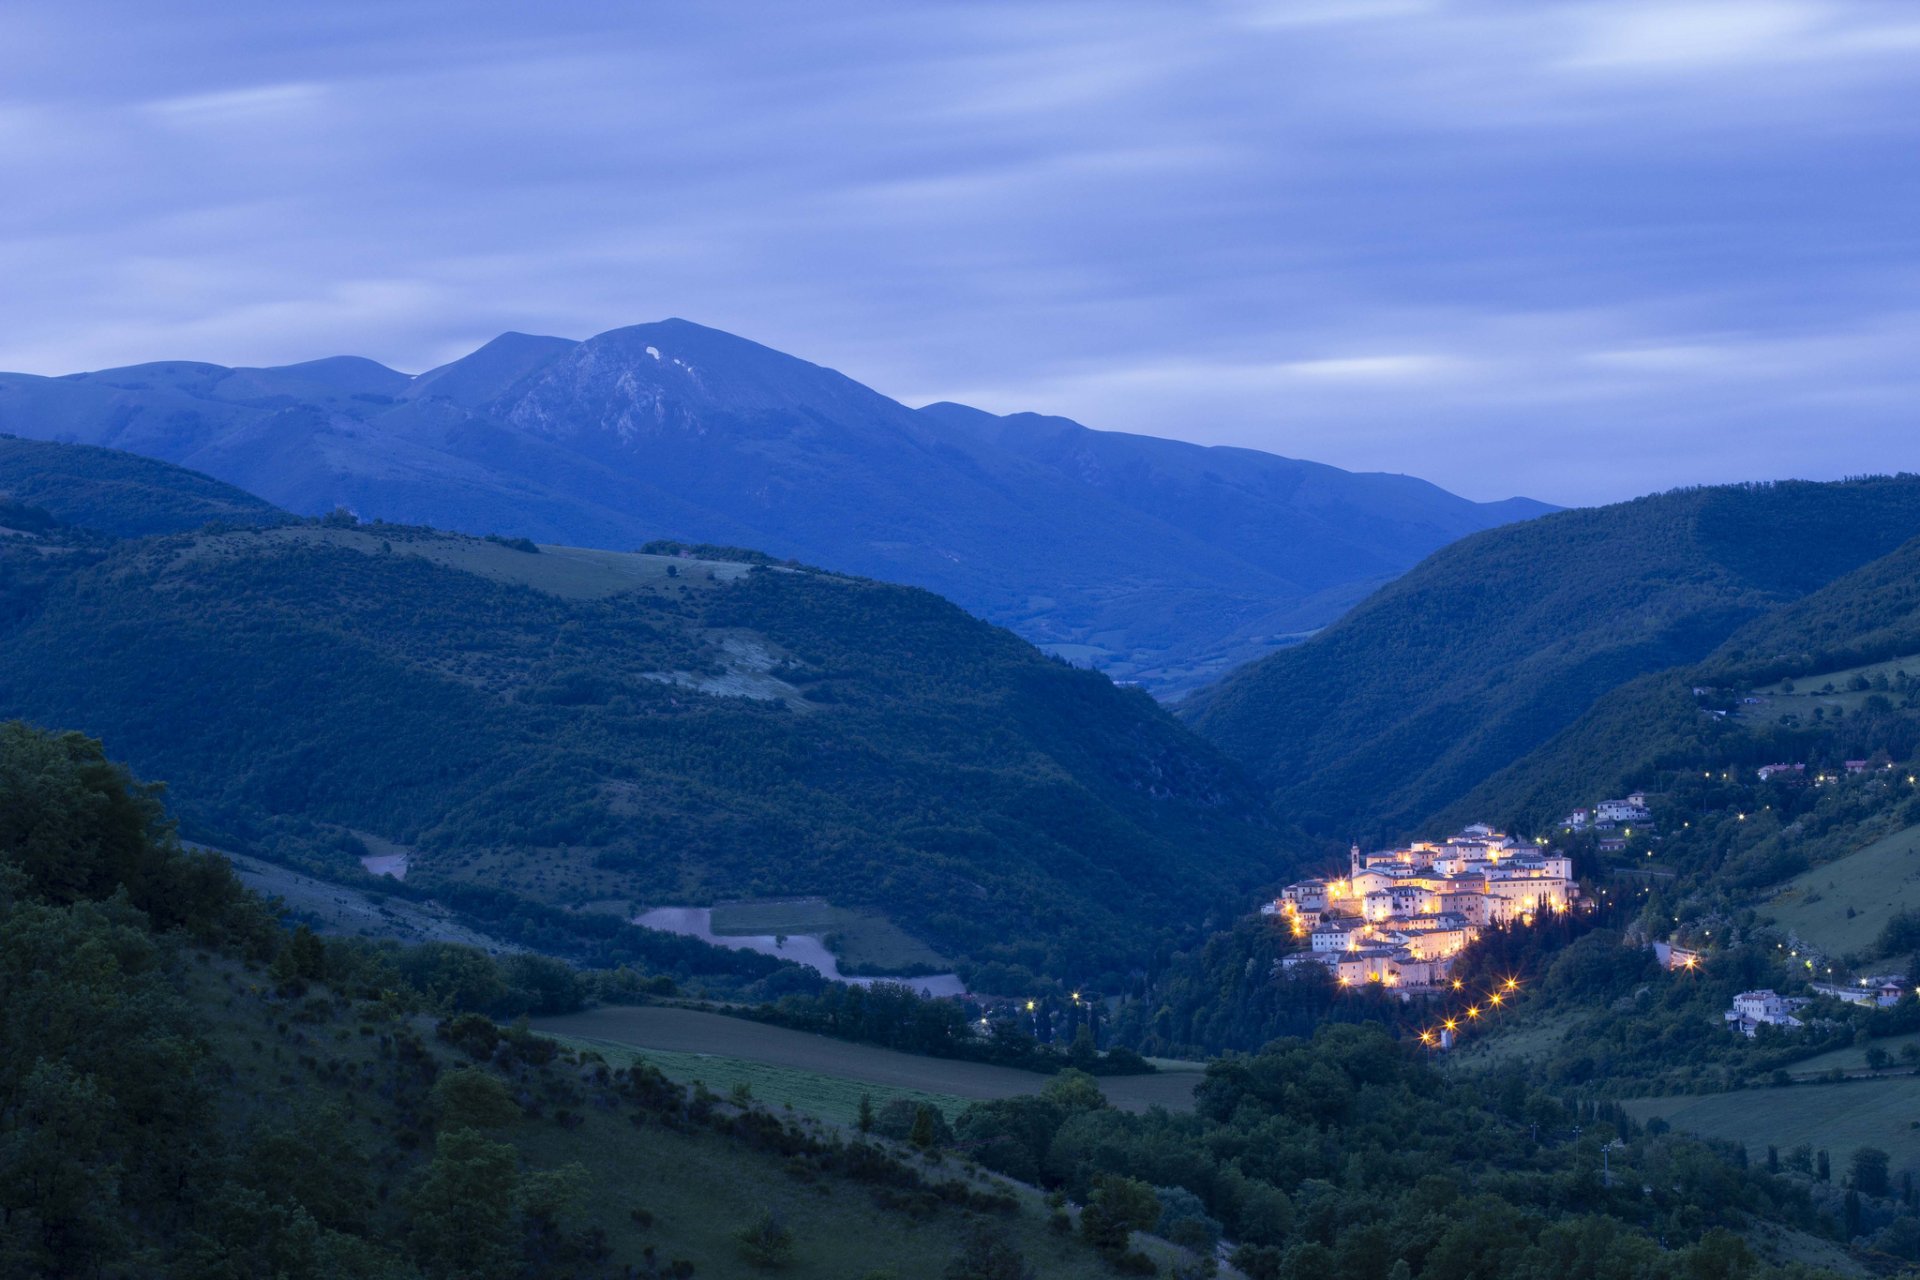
[1726,989,1808,1037]
[1595,796,1651,824]
[1757,762,1806,781]
[1268,826,1579,990]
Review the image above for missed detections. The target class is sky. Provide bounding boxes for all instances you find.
[1,1,1916,505]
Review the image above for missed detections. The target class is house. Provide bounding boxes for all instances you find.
[1310,919,1367,953]
[1596,798,1651,823]
[1757,762,1805,781]
[1726,989,1807,1037]
[1598,837,1626,855]
[1561,808,1592,831]
[1845,759,1870,775]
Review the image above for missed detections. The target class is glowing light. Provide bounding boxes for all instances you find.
[1490,993,1504,1006]
[1443,1018,1458,1032]
[1504,978,1519,991]
[1420,1030,1436,1045]
[1467,1005,1482,1019]
[1451,979,1463,991]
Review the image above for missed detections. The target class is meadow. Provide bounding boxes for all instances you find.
[1762,821,1920,956]
[1624,1077,1920,1176]
[531,1005,1206,1116]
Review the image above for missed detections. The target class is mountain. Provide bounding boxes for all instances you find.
[0,319,1549,694]
[0,433,286,537]
[0,441,1290,983]
[1184,477,1920,840]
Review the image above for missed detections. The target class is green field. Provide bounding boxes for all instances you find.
[1748,653,1920,724]
[550,1033,974,1126]
[708,897,953,973]
[1763,821,1920,955]
[1782,1032,1920,1079]
[532,1006,1206,1116]
[1624,1077,1920,1175]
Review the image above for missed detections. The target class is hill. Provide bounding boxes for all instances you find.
[0,447,1291,983]
[0,433,286,537]
[1444,531,1920,835]
[0,319,1547,694]
[0,719,1163,1279]
[1184,477,1920,840]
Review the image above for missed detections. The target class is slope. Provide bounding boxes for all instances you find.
[1443,530,1920,834]
[0,719,1156,1280]
[1186,477,1920,840]
[0,453,1288,981]
[0,319,1546,694]
[0,433,286,537]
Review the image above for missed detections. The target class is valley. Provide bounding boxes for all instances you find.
[11,433,1920,1277]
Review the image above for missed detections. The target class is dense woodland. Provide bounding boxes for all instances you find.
[0,457,1294,983]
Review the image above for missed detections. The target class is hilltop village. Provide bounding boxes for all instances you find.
[1264,825,1578,990]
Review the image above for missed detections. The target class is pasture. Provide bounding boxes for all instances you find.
[1782,1032,1920,1079]
[1748,653,1920,725]
[1624,1076,1920,1176]
[1762,821,1920,955]
[531,1005,1206,1116]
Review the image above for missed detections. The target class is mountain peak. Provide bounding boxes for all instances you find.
[407,331,579,407]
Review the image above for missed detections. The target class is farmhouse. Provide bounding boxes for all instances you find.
[1266,826,1578,990]
[1725,989,1807,1037]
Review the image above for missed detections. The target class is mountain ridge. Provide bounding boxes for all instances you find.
[0,318,1551,694]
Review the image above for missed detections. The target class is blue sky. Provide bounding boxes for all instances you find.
[2,1,1916,504]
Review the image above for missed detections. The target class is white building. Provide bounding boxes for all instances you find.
[1725,989,1808,1037]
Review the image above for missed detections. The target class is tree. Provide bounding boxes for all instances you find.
[1852,1147,1891,1197]
[737,1211,795,1268]
[406,1128,521,1280]
[946,1225,1035,1280]
[1818,1149,1832,1182]
[430,1068,522,1131]
[1040,1068,1106,1113]
[1081,1175,1159,1255]
[857,1093,875,1134]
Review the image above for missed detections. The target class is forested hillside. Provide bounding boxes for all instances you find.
[0,445,1294,983]
[1187,478,1920,840]
[0,434,286,537]
[1443,532,1920,835]
[0,720,1144,1279]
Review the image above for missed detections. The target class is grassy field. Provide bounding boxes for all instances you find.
[1748,653,1920,724]
[1783,1032,1920,1079]
[532,1005,1206,1115]
[193,954,1160,1280]
[1448,1008,1590,1071]
[1624,1077,1920,1176]
[1762,821,1920,955]
[549,1033,975,1126]
[709,897,953,972]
